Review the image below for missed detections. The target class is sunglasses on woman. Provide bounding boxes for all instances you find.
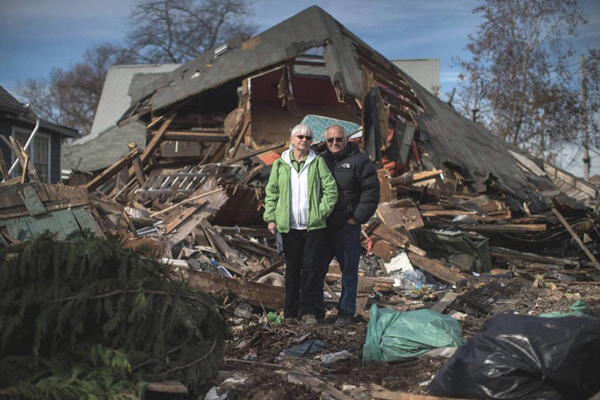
[327,137,344,144]
[295,135,313,141]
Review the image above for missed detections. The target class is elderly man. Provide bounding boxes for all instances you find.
[319,125,380,327]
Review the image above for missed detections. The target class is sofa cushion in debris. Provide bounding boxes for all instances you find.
[363,305,462,362]
[429,313,600,400]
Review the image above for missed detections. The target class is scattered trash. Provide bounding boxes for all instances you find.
[285,339,330,357]
[321,350,357,364]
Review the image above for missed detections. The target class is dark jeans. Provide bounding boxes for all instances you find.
[317,223,361,318]
[281,228,325,318]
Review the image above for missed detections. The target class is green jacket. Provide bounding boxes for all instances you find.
[264,149,338,233]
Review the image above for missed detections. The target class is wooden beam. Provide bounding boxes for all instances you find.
[150,188,223,217]
[248,258,285,281]
[552,207,600,268]
[228,119,251,160]
[407,253,467,285]
[371,384,472,400]
[162,131,229,142]
[287,368,352,400]
[490,246,580,266]
[141,111,176,165]
[128,142,146,186]
[429,292,459,314]
[390,170,442,186]
[0,147,9,180]
[82,147,141,192]
[145,381,188,394]
[9,136,39,182]
[223,141,285,165]
[363,221,409,248]
[459,224,546,233]
[183,269,284,310]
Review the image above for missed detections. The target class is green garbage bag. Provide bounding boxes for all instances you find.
[540,300,594,319]
[363,305,462,362]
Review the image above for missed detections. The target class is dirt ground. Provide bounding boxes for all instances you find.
[199,277,600,399]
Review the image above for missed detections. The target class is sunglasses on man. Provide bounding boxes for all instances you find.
[327,137,344,144]
[294,135,313,141]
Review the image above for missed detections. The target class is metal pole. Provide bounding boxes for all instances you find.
[581,54,589,181]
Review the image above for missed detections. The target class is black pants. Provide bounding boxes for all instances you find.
[281,228,325,318]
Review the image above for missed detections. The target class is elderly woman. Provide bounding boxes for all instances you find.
[263,124,338,325]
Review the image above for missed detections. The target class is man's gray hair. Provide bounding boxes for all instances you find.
[326,124,347,137]
[291,123,313,137]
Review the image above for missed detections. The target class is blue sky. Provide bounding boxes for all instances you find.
[1,0,599,174]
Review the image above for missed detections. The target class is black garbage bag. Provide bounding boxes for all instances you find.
[429,313,600,400]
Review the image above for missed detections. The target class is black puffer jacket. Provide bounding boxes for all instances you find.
[323,142,380,230]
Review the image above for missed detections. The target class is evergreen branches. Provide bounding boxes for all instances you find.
[0,234,225,399]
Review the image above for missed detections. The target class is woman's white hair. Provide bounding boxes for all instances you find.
[289,123,313,149]
[290,123,313,138]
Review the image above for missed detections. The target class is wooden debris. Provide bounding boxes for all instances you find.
[407,253,468,285]
[287,368,352,400]
[184,269,284,310]
[371,383,471,400]
[429,292,459,314]
[82,146,142,192]
[552,207,600,269]
[145,381,188,394]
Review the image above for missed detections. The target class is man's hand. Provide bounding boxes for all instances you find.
[347,218,357,225]
[268,222,277,235]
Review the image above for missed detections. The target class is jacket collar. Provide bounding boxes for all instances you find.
[281,149,317,170]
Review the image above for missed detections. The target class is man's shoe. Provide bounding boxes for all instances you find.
[334,314,352,327]
[301,314,318,326]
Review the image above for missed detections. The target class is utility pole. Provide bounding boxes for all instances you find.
[472,73,479,123]
[581,54,589,181]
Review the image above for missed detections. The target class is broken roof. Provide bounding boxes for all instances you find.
[115,6,575,209]
[125,6,366,116]
[62,121,147,172]
[0,86,80,138]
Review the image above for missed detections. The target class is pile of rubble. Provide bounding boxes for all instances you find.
[2,120,600,398]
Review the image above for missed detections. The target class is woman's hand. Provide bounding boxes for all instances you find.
[268,222,276,235]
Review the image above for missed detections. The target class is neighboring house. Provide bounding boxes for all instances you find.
[85,64,179,143]
[0,86,79,183]
[392,59,440,96]
[62,64,178,173]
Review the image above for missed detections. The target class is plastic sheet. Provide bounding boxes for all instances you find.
[429,313,600,399]
[363,305,462,362]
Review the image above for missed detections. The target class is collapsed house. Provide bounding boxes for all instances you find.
[2,6,600,399]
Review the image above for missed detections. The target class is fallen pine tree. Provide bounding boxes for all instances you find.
[0,233,224,399]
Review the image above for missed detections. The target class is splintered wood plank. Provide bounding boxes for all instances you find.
[390,169,442,186]
[184,269,284,310]
[371,383,472,400]
[407,253,468,285]
[356,276,374,318]
[459,224,546,233]
[0,148,9,180]
[429,292,459,314]
[18,186,47,216]
[552,207,600,268]
[364,221,409,248]
[10,136,39,182]
[378,201,424,231]
[378,169,395,203]
[82,147,141,192]
[287,368,352,400]
[165,201,206,234]
[145,381,188,394]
